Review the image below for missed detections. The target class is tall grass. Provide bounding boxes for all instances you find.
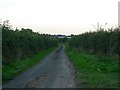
[66,48,118,88]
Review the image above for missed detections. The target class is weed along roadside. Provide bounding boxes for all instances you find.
[65,48,118,88]
[2,47,56,83]
[65,27,119,88]
[2,26,59,84]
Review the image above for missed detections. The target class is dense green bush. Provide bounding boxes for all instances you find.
[68,27,120,57]
[2,26,58,65]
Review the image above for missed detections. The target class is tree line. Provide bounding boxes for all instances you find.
[2,25,58,65]
[68,27,120,58]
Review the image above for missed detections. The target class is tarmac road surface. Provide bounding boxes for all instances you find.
[3,45,76,88]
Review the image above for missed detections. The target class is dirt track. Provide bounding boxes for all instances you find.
[3,45,76,88]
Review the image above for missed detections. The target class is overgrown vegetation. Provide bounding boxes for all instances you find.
[2,21,58,82]
[66,26,119,88]
[2,22,58,65]
[68,26,120,58]
[66,48,118,88]
[1,21,58,81]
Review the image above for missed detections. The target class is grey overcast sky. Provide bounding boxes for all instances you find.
[0,0,119,35]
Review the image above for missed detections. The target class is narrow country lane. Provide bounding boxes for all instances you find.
[3,45,76,88]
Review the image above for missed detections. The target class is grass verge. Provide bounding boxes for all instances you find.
[2,47,56,82]
[66,48,118,88]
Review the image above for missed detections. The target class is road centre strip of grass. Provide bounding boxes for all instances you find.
[2,47,56,82]
[66,48,118,88]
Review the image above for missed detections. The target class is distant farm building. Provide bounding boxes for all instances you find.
[57,35,72,39]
